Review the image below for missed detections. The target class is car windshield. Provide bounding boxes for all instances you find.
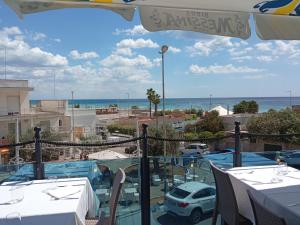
[170,187,191,199]
[200,145,208,149]
[187,145,197,149]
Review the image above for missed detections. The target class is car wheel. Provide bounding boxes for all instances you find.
[189,208,203,224]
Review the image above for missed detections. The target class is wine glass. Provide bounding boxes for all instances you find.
[6,212,21,225]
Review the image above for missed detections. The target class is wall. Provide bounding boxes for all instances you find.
[37,100,68,114]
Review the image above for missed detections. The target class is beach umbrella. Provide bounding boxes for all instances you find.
[5,0,300,40]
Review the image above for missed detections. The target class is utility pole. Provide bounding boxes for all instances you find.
[288,90,292,108]
[126,92,130,118]
[4,47,7,79]
[209,94,212,109]
[15,116,20,166]
[71,91,75,142]
[53,70,56,99]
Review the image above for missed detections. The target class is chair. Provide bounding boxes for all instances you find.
[151,174,161,186]
[173,175,185,186]
[247,190,287,225]
[86,168,126,225]
[210,162,252,225]
[133,192,139,202]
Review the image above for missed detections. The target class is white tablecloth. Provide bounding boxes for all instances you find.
[228,165,300,225]
[0,178,97,225]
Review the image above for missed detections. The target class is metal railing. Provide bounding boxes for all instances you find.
[2,122,300,225]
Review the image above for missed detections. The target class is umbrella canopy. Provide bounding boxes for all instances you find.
[5,0,300,40]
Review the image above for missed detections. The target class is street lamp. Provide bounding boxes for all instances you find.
[125,92,130,118]
[287,90,292,108]
[159,45,168,193]
[1,47,7,79]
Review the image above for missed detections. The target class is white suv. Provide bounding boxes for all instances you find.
[165,182,216,224]
[180,143,209,155]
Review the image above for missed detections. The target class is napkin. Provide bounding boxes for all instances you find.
[47,186,81,199]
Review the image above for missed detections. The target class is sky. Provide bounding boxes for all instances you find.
[0,2,300,100]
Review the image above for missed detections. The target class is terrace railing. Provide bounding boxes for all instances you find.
[2,122,300,225]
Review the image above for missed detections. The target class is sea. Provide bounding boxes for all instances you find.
[30,97,300,113]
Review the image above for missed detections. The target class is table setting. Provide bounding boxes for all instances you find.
[227,165,300,225]
[0,177,98,225]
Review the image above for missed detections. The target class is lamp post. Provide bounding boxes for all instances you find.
[71,91,75,142]
[125,92,130,118]
[1,47,7,79]
[287,90,292,108]
[209,94,212,109]
[159,45,168,193]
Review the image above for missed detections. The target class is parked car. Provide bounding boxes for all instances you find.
[165,182,216,224]
[180,143,210,155]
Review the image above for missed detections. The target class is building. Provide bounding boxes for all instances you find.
[0,80,71,156]
[68,108,102,140]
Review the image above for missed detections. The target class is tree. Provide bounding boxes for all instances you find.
[147,124,179,173]
[131,105,139,110]
[146,88,155,118]
[196,110,224,133]
[152,93,161,130]
[247,108,300,143]
[233,100,259,114]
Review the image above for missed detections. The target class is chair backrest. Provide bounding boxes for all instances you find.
[210,162,240,225]
[247,190,287,225]
[108,168,126,225]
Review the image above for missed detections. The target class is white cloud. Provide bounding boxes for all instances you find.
[69,50,99,60]
[187,37,241,56]
[228,47,253,57]
[0,27,158,98]
[114,25,149,36]
[116,38,159,49]
[168,46,181,54]
[153,58,161,67]
[255,42,272,51]
[243,74,277,80]
[231,56,252,62]
[256,55,274,62]
[100,54,154,68]
[32,32,46,41]
[189,64,264,75]
[0,26,67,67]
[113,47,134,56]
[2,27,22,36]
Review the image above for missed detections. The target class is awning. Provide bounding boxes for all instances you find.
[5,0,300,40]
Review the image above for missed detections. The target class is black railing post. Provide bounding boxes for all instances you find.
[141,124,150,225]
[234,121,242,167]
[33,127,44,180]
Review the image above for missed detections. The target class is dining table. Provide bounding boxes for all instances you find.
[227,165,300,225]
[0,177,98,225]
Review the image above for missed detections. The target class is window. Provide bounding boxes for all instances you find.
[187,145,197,149]
[170,188,191,199]
[59,119,62,127]
[192,188,211,199]
[209,188,216,195]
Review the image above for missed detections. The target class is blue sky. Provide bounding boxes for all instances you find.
[0,2,299,100]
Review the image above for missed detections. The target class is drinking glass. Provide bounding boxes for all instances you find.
[6,212,21,225]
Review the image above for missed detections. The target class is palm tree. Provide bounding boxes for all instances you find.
[146,88,155,118]
[152,93,161,130]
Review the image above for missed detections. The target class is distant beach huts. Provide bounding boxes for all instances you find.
[96,107,118,115]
